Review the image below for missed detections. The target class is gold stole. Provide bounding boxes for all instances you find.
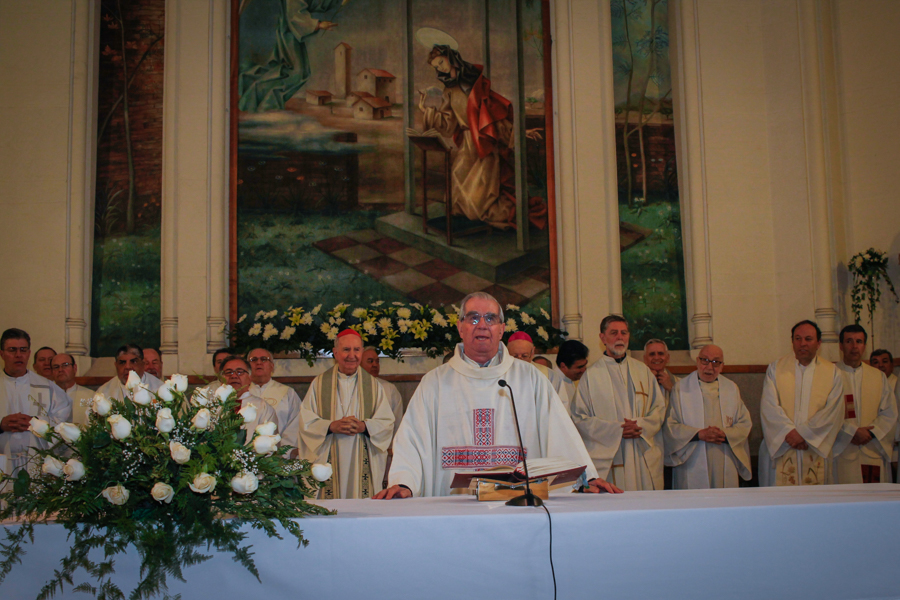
[840,363,888,460]
[314,367,377,499]
[774,356,835,485]
[255,380,289,410]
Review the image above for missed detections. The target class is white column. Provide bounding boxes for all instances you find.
[670,0,713,348]
[160,0,180,360]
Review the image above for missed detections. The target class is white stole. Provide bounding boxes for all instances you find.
[253,379,289,409]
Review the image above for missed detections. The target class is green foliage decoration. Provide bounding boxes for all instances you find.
[848,248,898,344]
[0,378,333,599]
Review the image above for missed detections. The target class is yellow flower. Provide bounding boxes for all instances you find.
[352,307,368,319]
[397,308,411,319]
[290,312,303,326]
[378,317,392,331]
[380,338,394,350]
[447,313,458,326]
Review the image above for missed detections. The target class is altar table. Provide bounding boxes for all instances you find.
[5,484,900,599]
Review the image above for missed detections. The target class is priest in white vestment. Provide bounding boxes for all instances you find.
[571,315,665,491]
[96,344,162,401]
[759,320,843,486]
[643,339,678,410]
[831,326,897,484]
[0,328,72,475]
[361,347,404,439]
[375,292,621,499]
[247,348,302,449]
[550,340,589,409]
[869,349,900,467]
[663,344,752,489]
[296,329,395,499]
[220,356,279,444]
[51,353,94,426]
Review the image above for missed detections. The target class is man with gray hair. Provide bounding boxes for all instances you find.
[96,344,162,401]
[247,347,302,450]
[376,292,620,499]
[571,315,666,491]
[643,339,677,407]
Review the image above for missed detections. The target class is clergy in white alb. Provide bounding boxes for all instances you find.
[219,356,279,444]
[869,349,900,464]
[571,315,665,491]
[549,340,589,410]
[0,329,72,475]
[296,329,395,499]
[831,326,897,484]
[96,344,162,402]
[247,348,302,449]
[375,292,622,499]
[50,353,95,426]
[663,345,751,489]
[759,320,843,486]
[361,347,404,440]
[643,339,678,411]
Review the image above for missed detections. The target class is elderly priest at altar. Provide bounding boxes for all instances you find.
[376,292,621,499]
[663,345,752,489]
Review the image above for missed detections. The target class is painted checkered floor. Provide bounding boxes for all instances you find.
[313,228,550,308]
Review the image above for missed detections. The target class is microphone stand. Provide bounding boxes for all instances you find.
[499,379,543,507]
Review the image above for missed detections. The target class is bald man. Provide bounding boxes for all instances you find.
[247,347,302,450]
[663,345,752,489]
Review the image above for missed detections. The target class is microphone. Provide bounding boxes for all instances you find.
[498,379,543,507]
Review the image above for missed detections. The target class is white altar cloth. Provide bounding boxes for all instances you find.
[4,484,900,599]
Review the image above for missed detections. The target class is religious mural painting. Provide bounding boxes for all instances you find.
[611,0,689,350]
[232,0,556,325]
[91,0,165,356]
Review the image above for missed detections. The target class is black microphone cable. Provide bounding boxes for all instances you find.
[540,503,557,600]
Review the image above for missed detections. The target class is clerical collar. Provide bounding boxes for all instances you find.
[2,369,28,381]
[337,369,358,381]
[603,352,627,364]
[462,345,504,368]
[255,379,273,390]
[838,361,862,372]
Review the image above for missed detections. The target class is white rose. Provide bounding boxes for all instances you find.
[108,415,132,440]
[255,422,277,436]
[157,381,176,403]
[29,417,50,438]
[101,484,129,505]
[125,370,142,391]
[169,441,191,464]
[156,408,175,433]
[311,463,333,482]
[42,456,65,478]
[132,385,153,406]
[151,482,174,504]
[169,374,188,393]
[253,434,281,455]
[215,384,235,403]
[191,408,211,430]
[54,422,81,444]
[238,403,257,424]
[191,387,210,407]
[63,458,85,482]
[230,471,259,495]
[189,472,217,494]
[92,392,112,416]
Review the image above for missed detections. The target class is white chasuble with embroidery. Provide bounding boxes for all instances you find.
[0,370,71,474]
[663,373,752,489]
[570,355,665,491]
[759,356,843,486]
[831,362,897,484]
[388,343,597,497]
[298,367,394,499]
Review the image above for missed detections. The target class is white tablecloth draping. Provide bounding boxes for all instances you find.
[4,484,900,599]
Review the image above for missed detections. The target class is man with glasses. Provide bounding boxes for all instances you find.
[220,355,278,444]
[247,348,302,450]
[571,315,666,491]
[96,344,162,401]
[663,345,752,489]
[50,353,94,425]
[831,325,897,484]
[376,292,620,499]
[0,328,71,475]
[759,320,843,486]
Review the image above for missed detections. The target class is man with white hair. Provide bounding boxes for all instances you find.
[247,347,302,449]
[376,292,620,499]
[96,344,162,401]
[296,330,395,499]
[571,315,666,491]
[643,339,677,407]
[663,344,752,489]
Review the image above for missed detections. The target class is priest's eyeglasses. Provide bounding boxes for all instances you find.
[248,356,272,364]
[222,368,249,377]
[462,311,501,326]
[698,357,724,367]
[51,362,74,370]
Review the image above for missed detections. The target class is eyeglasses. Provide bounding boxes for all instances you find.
[2,346,30,354]
[248,356,272,364]
[51,362,74,370]
[698,357,723,367]
[462,312,501,326]
[222,368,249,377]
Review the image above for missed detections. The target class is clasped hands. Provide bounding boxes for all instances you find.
[621,418,642,439]
[697,426,727,445]
[0,412,33,433]
[329,416,366,436]
[850,425,874,446]
[784,428,809,450]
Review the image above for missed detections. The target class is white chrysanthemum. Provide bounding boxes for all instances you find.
[521,313,536,325]
[392,301,404,306]
[378,317,392,331]
[301,342,314,351]
[265,309,278,319]
[300,313,313,325]
[320,322,331,333]
[411,303,422,310]
[371,300,384,306]
[326,327,338,340]
[432,313,447,327]
[540,308,550,319]
[237,313,247,323]
[537,326,549,341]
[363,321,377,334]
[311,304,322,315]
[262,323,278,340]
[506,304,520,311]
[352,308,368,319]
[255,310,266,320]
[248,323,262,336]
[506,319,518,332]
[280,326,296,340]
[397,308,411,319]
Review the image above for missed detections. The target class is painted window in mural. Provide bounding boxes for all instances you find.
[611,0,688,350]
[234,0,556,322]
[91,0,165,356]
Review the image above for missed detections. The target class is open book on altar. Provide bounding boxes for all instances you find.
[449,457,586,490]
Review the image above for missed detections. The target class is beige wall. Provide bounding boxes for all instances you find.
[1,0,898,376]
